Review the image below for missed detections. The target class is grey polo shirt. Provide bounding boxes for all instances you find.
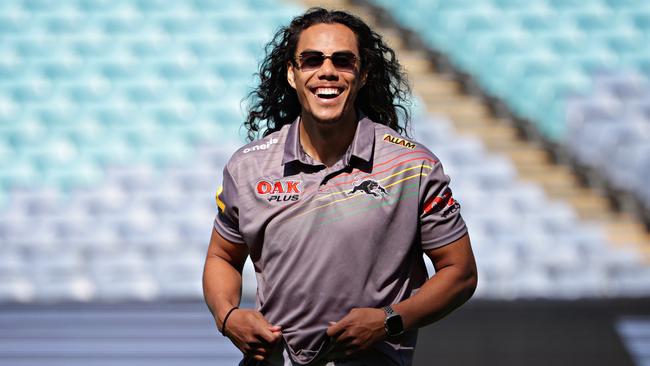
[214,115,467,365]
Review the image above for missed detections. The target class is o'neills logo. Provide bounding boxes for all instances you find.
[383,134,416,149]
[243,138,279,154]
[256,179,302,203]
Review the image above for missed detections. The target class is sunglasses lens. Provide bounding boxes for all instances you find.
[299,53,325,70]
[331,53,356,71]
[298,52,358,71]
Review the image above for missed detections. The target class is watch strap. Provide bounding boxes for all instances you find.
[383,305,404,337]
[383,305,395,316]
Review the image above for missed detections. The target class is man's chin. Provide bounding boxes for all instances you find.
[308,112,342,126]
[310,108,353,126]
[313,116,341,125]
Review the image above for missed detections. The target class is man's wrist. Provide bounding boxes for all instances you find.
[214,302,238,330]
[220,306,239,336]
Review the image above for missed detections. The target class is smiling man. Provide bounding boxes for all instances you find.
[203,8,477,366]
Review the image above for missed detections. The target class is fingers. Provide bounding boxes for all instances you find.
[329,332,359,357]
[326,308,386,357]
[257,322,282,344]
[240,340,278,362]
[326,320,344,338]
[250,346,270,360]
[238,311,282,344]
[269,324,282,333]
[225,309,283,361]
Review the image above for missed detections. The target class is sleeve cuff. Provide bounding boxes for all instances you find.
[213,214,246,245]
[420,222,468,251]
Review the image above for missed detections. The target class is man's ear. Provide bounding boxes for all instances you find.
[287,63,296,90]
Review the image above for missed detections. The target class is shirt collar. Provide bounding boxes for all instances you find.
[281,111,375,167]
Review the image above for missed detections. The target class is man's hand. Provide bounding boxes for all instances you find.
[326,308,386,357]
[222,309,282,361]
[204,230,281,360]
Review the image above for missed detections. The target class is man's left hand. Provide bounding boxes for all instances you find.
[326,308,386,356]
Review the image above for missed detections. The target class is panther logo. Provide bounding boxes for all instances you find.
[349,179,388,199]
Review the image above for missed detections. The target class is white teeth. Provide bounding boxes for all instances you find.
[315,88,340,96]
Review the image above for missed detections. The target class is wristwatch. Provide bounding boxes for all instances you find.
[383,306,404,337]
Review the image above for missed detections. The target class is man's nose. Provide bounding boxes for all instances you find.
[317,58,338,79]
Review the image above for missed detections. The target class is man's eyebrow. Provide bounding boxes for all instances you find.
[298,48,357,54]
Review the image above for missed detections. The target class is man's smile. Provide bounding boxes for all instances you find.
[309,85,346,105]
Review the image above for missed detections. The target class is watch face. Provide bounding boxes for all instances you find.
[385,314,403,336]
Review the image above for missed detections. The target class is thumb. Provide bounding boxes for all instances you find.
[269,324,282,332]
[326,321,342,337]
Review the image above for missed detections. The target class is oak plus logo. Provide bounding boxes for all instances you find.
[256,179,302,203]
[349,179,388,199]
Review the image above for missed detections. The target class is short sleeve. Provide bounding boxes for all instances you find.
[419,159,467,250]
[214,164,246,244]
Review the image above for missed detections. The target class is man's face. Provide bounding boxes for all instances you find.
[287,23,366,126]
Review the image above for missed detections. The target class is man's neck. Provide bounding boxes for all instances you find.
[299,111,358,167]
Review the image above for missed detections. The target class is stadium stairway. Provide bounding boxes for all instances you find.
[296,0,650,261]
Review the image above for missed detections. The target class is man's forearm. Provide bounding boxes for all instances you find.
[392,236,478,331]
[393,263,476,331]
[202,255,245,329]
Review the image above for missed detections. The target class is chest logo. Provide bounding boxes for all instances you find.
[349,179,388,199]
[383,134,416,149]
[243,138,279,154]
[256,179,302,203]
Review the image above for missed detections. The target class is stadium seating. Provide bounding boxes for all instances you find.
[0,0,648,304]
[413,116,648,299]
[371,0,650,234]
[371,0,650,139]
[566,70,650,209]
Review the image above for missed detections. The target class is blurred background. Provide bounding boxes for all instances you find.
[1,0,649,365]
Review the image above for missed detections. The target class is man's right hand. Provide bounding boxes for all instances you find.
[222,309,282,361]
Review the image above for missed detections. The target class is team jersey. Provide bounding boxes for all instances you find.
[215,114,467,365]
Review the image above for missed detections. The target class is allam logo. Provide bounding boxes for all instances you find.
[383,134,416,149]
[256,179,302,203]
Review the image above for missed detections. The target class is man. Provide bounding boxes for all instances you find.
[203,8,477,366]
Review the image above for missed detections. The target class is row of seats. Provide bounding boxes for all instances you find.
[0,0,290,11]
[0,90,250,109]
[0,16,290,35]
[0,61,261,83]
[0,107,243,194]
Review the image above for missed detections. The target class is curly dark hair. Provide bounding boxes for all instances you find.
[243,7,411,142]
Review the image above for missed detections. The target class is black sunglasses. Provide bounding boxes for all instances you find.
[295,51,359,72]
